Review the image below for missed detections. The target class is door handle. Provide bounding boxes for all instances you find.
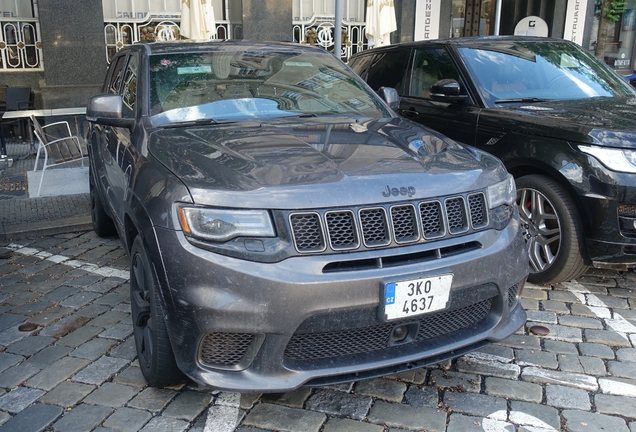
[400,109,419,118]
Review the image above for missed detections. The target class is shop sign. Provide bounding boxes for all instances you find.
[102,0,181,21]
[414,0,441,40]
[0,0,35,19]
[563,0,588,45]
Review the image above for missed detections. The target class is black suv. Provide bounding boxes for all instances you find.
[349,36,636,284]
[86,40,527,391]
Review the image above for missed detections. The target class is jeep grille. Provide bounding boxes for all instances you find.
[289,192,488,253]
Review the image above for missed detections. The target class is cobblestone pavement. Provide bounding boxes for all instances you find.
[0,232,635,432]
[0,141,91,240]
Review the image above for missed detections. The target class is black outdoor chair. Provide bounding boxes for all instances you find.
[5,87,33,141]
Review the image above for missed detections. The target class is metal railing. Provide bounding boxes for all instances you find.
[293,15,368,59]
[0,19,42,70]
[103,15,236,63]
[103,3,370,63]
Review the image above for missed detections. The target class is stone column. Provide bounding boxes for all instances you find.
[38,0,107,108]
[240,0,293,42]
[395,0,417,43]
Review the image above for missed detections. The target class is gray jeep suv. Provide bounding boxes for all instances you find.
[86,40,528,392]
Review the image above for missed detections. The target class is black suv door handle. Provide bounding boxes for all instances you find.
[400,108,419,118]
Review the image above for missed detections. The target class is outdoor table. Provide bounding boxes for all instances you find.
[1,107,86,157]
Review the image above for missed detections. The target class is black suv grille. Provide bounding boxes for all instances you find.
[290,193,488,253]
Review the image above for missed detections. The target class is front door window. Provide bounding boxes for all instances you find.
[408,48,460,99]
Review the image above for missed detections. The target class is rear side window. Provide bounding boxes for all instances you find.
[366,50,410,94]
[348,54,374,79]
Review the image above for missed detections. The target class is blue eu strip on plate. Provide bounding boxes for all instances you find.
[385,282,396,305]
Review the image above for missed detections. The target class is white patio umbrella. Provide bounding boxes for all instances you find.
[180,0,217,41]
[365,0,397,48]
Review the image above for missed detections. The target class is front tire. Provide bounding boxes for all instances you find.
[516,174,589,284]
[130,235,185,387]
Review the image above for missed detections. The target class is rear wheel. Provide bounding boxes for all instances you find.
[516,174,589,284]
[130,235,185,387]
[89,165,117,237]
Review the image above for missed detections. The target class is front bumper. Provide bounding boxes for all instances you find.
[152,219,528,392]
[576,158,636,264]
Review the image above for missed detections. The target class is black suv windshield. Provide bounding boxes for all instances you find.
[149,50,389,125]
[457,41,636,106]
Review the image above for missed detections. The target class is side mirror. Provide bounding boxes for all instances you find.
[430,79,468,103]
[378,86,400,111]
[86,94,134,128]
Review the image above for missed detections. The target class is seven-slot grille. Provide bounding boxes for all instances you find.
[290,193,488,253]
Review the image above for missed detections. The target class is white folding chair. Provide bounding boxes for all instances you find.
[31,115,86,197]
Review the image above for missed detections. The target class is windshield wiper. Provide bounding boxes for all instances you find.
[157,118,219,129]
[280,113,318,118]
[494,97,551,104]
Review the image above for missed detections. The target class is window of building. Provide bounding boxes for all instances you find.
[102,0,237,63]
[292,0,368,58]
[588,0,636,74]
[0,0,42,70]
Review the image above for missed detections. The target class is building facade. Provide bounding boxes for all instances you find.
[0,0,633,110]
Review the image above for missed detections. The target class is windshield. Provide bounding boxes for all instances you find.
[457,41,636,106]
[149,50,390,125]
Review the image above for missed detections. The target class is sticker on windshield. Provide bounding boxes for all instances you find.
[284,61,313,67]
[560,54,579,68]
[177,66,212,75]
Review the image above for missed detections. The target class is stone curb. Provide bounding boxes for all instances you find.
[0,216,92,241]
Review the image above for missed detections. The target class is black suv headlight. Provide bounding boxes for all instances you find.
[579,145,636,173]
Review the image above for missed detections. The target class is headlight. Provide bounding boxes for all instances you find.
[487,174,516,209]
[579,145,636,173]
[177,206,275,242]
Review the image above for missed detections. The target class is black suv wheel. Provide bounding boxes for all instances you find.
[130,236,185,387]
[516,174,589,284]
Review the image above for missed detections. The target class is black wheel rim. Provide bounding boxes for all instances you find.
[131,252,154,368]
[517,187,562,273]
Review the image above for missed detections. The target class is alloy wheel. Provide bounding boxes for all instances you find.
[517,187,562,273]
[131,252,154,368]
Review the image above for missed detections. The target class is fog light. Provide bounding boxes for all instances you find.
[391,325,409,342]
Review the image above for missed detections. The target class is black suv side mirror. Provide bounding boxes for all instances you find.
[87,94,134,128]
[378,87,400,111]
[430,79,468,103]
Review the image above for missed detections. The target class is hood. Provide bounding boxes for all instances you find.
[493,97,636,149]
[149,117,507,209]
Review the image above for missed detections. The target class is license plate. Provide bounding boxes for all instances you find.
[383,274,453,321]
